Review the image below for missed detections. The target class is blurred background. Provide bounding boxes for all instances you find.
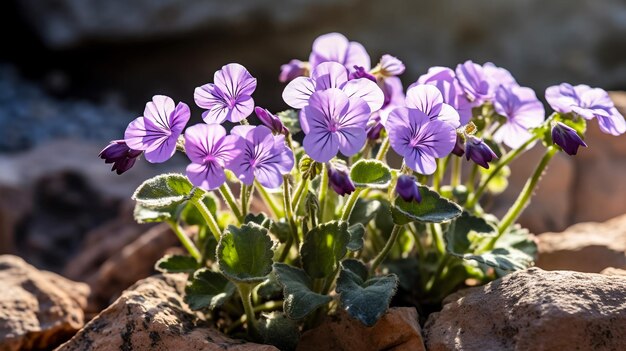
[1,0,625,310]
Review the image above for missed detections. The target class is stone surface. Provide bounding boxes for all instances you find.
[601,267,626,277]
[0,255,89,351]
[297,307,425,351]
[424,268,626,351]
[56,274,278,351]
[536,214,626,273]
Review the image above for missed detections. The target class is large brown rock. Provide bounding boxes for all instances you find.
[424,268,626,351]
[536,214,626,272]
[297,307,425,351]
[0,255,89,351]
[56,274,278,351]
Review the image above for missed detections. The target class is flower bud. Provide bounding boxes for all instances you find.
[451,134,465,157]
[279,59,308,83]
[395,175,422,203]
[551,122,587,156]
[349,65,377,82]
[465,136,498,169]
[328,164,355,196]
[99,140,142,175]
[255,107,288,135]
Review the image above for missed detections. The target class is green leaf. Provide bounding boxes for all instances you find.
[180,194,219,226]
[496,224,538,260]
[133,202,178,223]
[269,220,291,243]
[273,263,332,320]
[155,254,200,273]
[132,173,194,208]
[184,268,235,310]
[256,273,284,300]
[299,155,322,180]
[347,224,365,251]
[452,247,534,272]
[392,186,462,224]
[277,109,301,135]
[349,159,392,188]
[259,312,300,351]
[300,221,350,279]
[348,199,381,226]
[244,212,271,229]
[217,223,274,283]
[445,212,496,254]
[335,259,398,327]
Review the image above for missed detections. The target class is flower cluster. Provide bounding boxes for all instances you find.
[101,32,625,348]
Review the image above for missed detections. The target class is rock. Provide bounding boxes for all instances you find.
[601,267,626,277]
[297,307,425,351]
[56,274,278,351]
[424,268,626,351]
[0,255,89,351]
[536,214,626,273]
[0,185,32,255]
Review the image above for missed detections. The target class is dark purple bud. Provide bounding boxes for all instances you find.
[255,107,288,135]
[451,134,465,157]
[99,140,142,175]
[465,136,498,169]
[396,175,422,203]
[279,59,308,83]
[349,65,377,82]
[551,122,587,156]
[367,122,384,140]
[328,164,355,196]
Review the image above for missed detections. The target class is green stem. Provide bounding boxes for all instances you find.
[255,180,283,218]
[430,223,445,255]
[376,137,390,161]
[191,193,222,241]
[425,255,452,292]
[291,178,309,210]
[451,156,461,187]
[340,188,363,222]
[283,175,300,247]
[219,183,243,224]
[407,223,425,260]
[466,135,538,209]
[467,164,479,193]
[240,184,253,219]
[318,164,329,222]
[237,283,260,340]
[278,236,293,262]
[225,300,284,334]
[168,221,202,262]
[487,146,557,249]
[433,157,449,191]
[369,225,403,276]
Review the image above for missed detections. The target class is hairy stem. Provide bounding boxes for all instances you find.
[236,283,260,340]
[283,175,300,247]
[255,180,283,218]
[340,188,363,222]
[219,183,243,224]
[191,192,222,242]
[168,221,202,262]
[369,225,403,276]
[318,163,329,222]
[451,156,462,187]
[376,137,390,161]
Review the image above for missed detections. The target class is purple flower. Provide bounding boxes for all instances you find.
[302,89,371,162]
[367,117,384,140]
[417,66,473,125]
[493,85,545,148]
[328,163,355,196]
[451,134,465,157]
[378,76,405,125]
[386,107,456,175]
[228,125,294,189]
[377,55,405,77]
[282,62,383,112]
[405,84,461,128]
[395,175,421,203]
[124,95,190,163]
[465,136,498,169]
[184,124,242,191]
[545,83,626,136]
[99,140,142,175]
[483,62,517,90]
[349,65,376,82]
[308,32,370,72]
[279,59,308,83]
[255,107,288,135]
[551,122,587,156]
[455,60,491,106]
[194,63,257,124]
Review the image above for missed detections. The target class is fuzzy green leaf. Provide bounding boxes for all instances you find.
[335,259,398,327]
[155,254,200,273]
[392,186,462,224]
[132,173,194,208]
[217,223,274,283]
[348,199,381,226]
[445,212,496,254]
[452,247,534,272]
[133,202,178,223]
[259,312,300,351]
[184,268,235,310]
[347,224,365,251]
[273,263,332,320]
[349,159,392,188]
[300,221,350,279]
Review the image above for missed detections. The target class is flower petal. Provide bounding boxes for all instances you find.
[336,127,366,156]
[124,117,168,152]
[345,41,371,71]
[493,121,534,149]
[282,77,316,109]
[169,102,190,134]
[214,63,257,98]
[144,136,177,163]
[303,131,339,162]
[184,123,226,163]
[437,103,461,128]
[144,95,176,130]
[404,148,437,175]
[406,84,444,118]
[186,162,226,191]
[194,84,226,110]
[596,108,626,136]
[312,62,349,90]
[386,107,413,156]
[341,78,384,112]
[227,94,254,122]
[309,33,350,67]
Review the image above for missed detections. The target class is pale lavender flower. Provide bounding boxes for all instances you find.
[417,66,472,125]
[308,32,370,72]
[396,175,421,203]
[377,76,405,126]
[184,124,242,191]
[483,62,517,90]
[455,60,491,106]
[255,107,288,135]
[282,62,383,112]
[551,122,587,156]
[405,84,461,128]
[545,83,626,136]
[493,85,545,148]
[465,136,498,169]
[377,54,405,77]
[99,140,142,175]
[228,125,294,188]
[279,59,308,83]
[386,107,456,175]
[302,89,371,162]
[194,63,257,124]
[124,95,190,163]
